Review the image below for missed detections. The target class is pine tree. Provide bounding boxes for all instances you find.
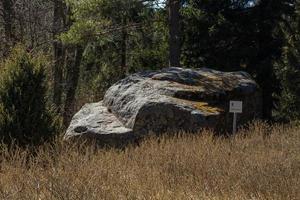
[61,0,168,100]
[275,2,300,121]
[0,46,59,146]
[181,0,295,120]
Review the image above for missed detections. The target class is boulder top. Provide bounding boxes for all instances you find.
[103,67,258,128]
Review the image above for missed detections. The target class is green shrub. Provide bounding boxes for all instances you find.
[0,47,59,146]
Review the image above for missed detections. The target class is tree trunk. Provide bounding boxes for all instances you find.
[120,17,127,74]
[52,0,65,111]
[256,0,275,120]
[168,0,181,67]
[63,46,83,126]
[1,0,15,45]
[121,27,127,73]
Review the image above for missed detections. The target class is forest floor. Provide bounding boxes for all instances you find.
[0,122,299,200]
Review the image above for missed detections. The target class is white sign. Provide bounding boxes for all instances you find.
[230,101,243,113]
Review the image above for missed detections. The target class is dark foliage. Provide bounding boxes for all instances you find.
[0,47,59,146]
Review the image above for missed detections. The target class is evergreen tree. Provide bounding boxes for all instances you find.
[181,0,295,119]
[0,46,59,146]
[275,2,300,121]
[62,0,168,99]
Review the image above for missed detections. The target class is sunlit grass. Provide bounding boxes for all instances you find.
[0,121,299,200]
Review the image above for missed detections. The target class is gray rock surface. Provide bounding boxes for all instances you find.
[64,102,136,146]
[65,67,262,144]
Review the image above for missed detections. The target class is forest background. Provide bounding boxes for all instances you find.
[0,0,300,145]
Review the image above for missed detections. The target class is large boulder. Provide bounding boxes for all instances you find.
[65,67,262,145]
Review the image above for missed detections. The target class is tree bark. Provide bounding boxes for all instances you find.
[63,46,83,126]
[120,16,128,74]
[168,0,181,67]
[121,26,127,73]
[256,0,275,120]
[1,0,15,45]
[52,0,65,111]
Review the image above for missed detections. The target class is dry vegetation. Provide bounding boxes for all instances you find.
[0,122,299,200]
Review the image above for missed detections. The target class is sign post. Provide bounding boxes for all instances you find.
[229,101,243,134]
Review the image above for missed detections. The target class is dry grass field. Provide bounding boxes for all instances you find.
[0,122,299,200]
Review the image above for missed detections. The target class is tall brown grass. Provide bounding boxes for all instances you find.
[0,122,299,200]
